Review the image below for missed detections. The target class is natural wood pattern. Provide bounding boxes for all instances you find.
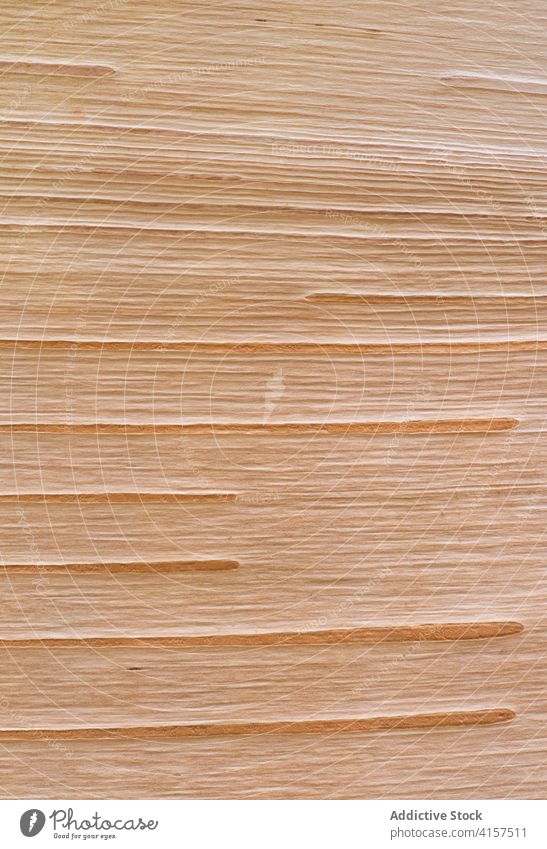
[1,559,240,574]
[0,621,523,648]
[0,637,536,727]
[0,492,236,504]
[0,417,519,434]
[0,709,516,741]
[0,346,545,427]
[0,0,545,800]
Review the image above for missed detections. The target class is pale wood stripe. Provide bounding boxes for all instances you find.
[0,60,115,77]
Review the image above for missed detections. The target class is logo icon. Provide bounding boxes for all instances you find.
[20,810,46,837]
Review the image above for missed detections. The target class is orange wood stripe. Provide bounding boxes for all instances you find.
[0,560,240,574]
[0,340,546,353]
[0,493,237,504]
[0,709,515,740]
[0,622,523,649]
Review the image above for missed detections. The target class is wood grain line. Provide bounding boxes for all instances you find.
[440,72,547,95]
[1,340,546,353]
[0,119,535,157]
[0,709,516,740]
[0,493,236,504]
[0,419,518,435]
[306,293,547,305]
[0,60,115,77]
[3,220,547,240]
[0,622,523,649]
[0,560,240,574]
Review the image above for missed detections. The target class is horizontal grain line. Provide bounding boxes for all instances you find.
[440,73,547,94]
[306,293,547,305]
[0,419,518,435]
[0,622,523,649]
[0,560,239,574]
[0,340,546,353]
[0,709,516,740]
[0,119,539,157]
[6,195,547,220]
[0,60,115,77]
[2,221,545,242]
[0,493,236,504]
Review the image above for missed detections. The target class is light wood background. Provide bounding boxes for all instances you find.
[0,0,546,799]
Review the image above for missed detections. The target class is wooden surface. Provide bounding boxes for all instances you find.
[0,0,546,799]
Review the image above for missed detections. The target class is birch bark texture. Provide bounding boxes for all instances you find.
[0,0,545,799]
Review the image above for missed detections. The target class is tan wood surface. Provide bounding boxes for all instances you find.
[0,0,546,799]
